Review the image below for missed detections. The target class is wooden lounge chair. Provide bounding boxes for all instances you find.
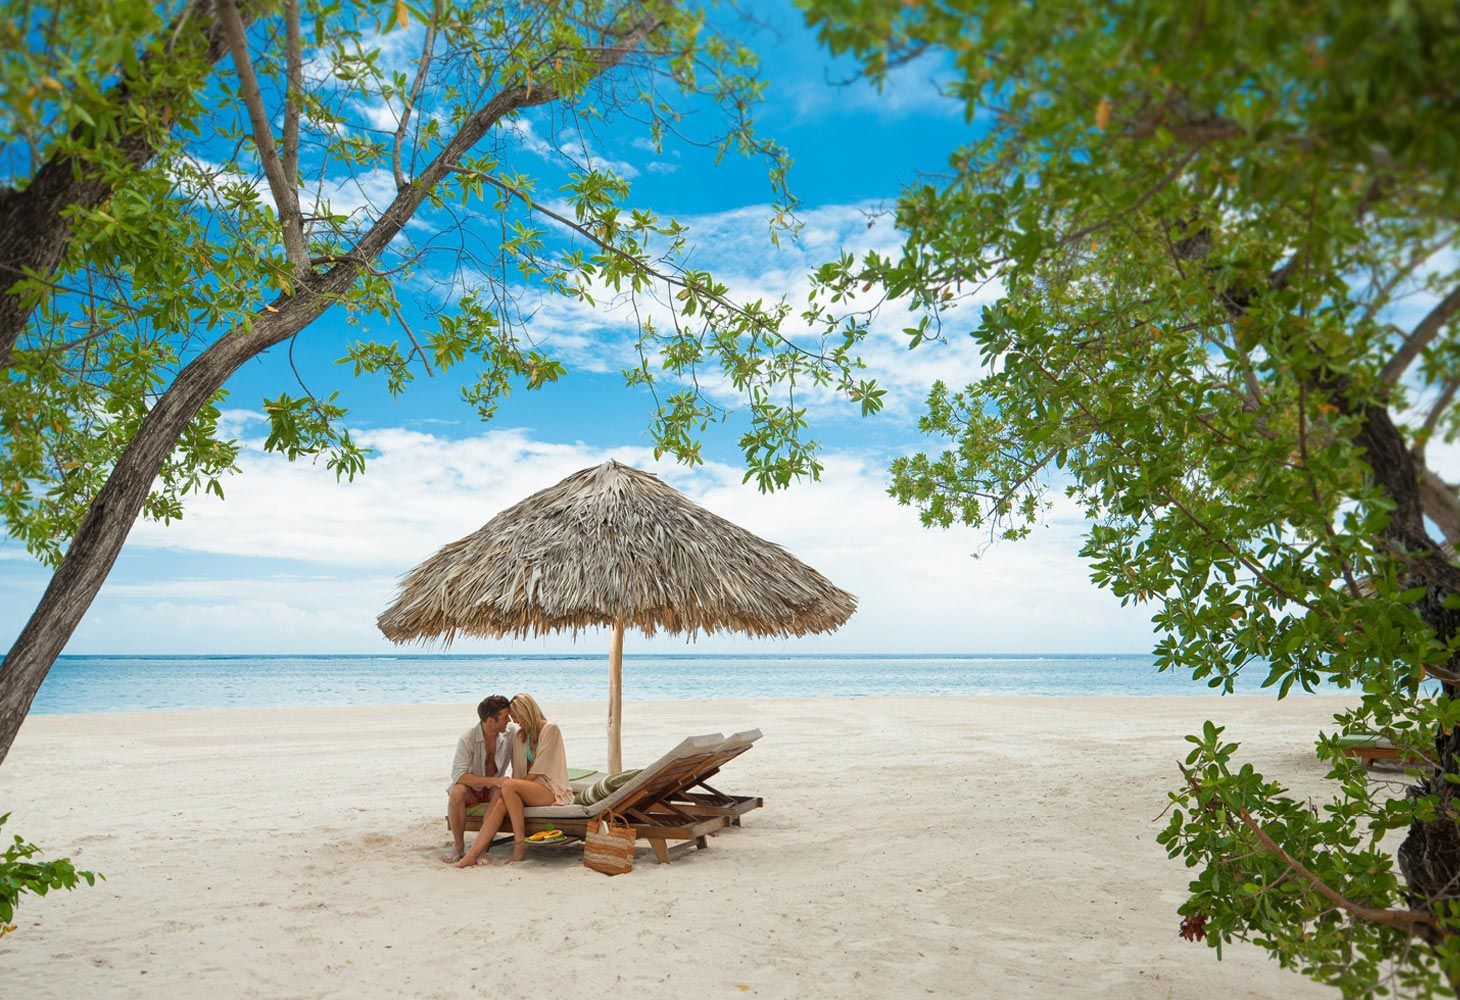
[457,730,764,864]
[1334,733,1434,768]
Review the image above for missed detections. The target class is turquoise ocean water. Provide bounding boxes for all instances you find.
[27,653,1319,714]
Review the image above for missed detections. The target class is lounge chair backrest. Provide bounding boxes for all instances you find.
[696,729,759,774]
[722,729,762,750]
[587,733,724,817]
[587,730,766,819]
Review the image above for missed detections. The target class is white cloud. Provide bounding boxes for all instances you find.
[1380,245,1458,339]
[123,426,659,568]
[0,425,1153,654]
[303,23,424,87]
[356,98,402,134]
[480,200,997,420]
[1419,437,1460,484]
[308,168,401,222]
[505,116,642,179]
[783,52,965,122]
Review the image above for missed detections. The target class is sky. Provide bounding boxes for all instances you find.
[0,2,1160,656]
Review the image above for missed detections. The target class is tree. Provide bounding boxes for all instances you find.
[799,0,1460,994]
[0,0,884,762]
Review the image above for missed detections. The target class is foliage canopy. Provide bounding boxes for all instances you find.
[800,0,1460,994]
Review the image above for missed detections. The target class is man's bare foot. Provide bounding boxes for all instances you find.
[440,848,464,864]
[509,842,527,863]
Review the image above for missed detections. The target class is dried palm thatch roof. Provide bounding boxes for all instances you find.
[377,460,857,643]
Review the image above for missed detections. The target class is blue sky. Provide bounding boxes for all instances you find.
[0,2,1159,656]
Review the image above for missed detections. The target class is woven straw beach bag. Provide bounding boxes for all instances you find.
[582,813,635,876]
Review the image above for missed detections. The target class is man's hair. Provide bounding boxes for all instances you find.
[477,695,510,721]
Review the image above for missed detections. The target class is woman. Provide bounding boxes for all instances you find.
[456,692,573,866]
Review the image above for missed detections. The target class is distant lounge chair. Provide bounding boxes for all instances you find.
[456,730,764,864]
[1333,733,1434,768]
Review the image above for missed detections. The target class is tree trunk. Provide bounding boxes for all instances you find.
[1347,394,1460,969]
[1418,466,1460,547]
[0,293,321,764]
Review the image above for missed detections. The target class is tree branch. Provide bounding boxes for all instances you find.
[1419,465,1460,546]
[392,303,433,376]
[1362,234,1456,324]
[1380,284,1460,389]
[347,13,660,270]
[283,0,302,192]
[218,0,310,271]
[1178,764,1442,943]
[1298,381,1364,598]
[1412,376,1460,544]
[466,170,836,367]
[1418,378,1460,456]
[393,0,441,191]
[1062,146,1202,248]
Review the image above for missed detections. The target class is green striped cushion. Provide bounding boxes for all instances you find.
[573,768,641,807]
[1334,733,1393,748]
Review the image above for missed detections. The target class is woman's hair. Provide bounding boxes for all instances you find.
[509,692,546,745]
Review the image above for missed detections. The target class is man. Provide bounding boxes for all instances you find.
[442,695,516,863]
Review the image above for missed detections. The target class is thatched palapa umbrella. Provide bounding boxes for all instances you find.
[377,460,857,772]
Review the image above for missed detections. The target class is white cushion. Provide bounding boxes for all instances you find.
[522,803,591,819]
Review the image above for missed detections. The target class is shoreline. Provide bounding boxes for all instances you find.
[23,690,1356,720]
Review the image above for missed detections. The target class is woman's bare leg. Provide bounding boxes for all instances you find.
[498,778,556,862]
[456,798,508,868]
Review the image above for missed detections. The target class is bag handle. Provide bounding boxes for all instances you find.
[589,813,625,835]
[602,810,633,834]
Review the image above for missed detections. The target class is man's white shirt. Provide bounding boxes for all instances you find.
[449,722,518,791]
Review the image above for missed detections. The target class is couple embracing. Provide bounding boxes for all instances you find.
[444,692,572,867]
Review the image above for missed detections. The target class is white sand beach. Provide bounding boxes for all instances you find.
[0,695,1351,998]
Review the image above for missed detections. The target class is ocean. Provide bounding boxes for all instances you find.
[27,653,1322,714]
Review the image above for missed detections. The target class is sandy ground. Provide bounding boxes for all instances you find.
[0,695,1358,998]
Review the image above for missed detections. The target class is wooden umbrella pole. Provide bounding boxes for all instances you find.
[608,620,624,773]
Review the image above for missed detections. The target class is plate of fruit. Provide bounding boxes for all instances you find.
[526,828,568,845]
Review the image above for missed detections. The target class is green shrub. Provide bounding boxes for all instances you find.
[0,812,101,937]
